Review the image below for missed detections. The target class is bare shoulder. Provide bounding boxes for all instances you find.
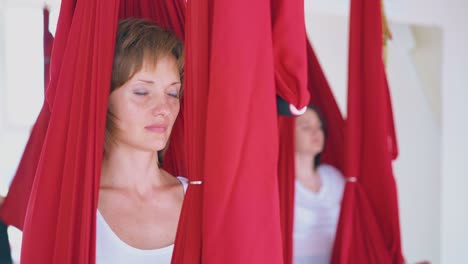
[159,171,186,204]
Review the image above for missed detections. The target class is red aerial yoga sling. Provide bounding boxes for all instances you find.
[331,0,404,263]
[185,0,308,262]
[1,0,310,263]
[15,0,189,262]
[273,0,310,263]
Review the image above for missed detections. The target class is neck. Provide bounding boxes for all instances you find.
[295,152,321,192]
[295,153,317,176]
[101,143,164,195]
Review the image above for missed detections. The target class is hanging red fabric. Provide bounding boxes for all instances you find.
[2,0,310,263]
[277,116,296,264]
[272,0,309,263]
[272,0,309,109]
[331,0,404,263]
[15,0,190,262]
[200,0,282,262]
[171,0,206,262]
[19,0,119,262]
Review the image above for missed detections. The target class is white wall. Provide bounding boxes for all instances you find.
[0,1,60,262]
[305,1,468,263]
[440,4,468,263]
[387,24,441,264]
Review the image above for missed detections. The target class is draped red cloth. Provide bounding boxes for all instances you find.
[273,0,309,263]
[193,0,308,262]
[277,116,296,264]
[331,0,404,263]
[1,0,310,263]
[272,0,309,108]
[171,0,206,261]
[19,0,119,261]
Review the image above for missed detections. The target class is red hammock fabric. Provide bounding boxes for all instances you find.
[274,0,309,263]
[331,0,403,263]
[188,0,308,262]
[1,0,309,263]
[171,0,205,262]
[277,116,296,264]
[272,0,309,108]
[19,0,119,261]
[200,3,285,258]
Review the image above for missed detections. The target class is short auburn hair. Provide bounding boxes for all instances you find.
[105,18,184,152]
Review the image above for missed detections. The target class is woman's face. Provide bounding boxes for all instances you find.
[107,56,181,152]
[295,109,325,157]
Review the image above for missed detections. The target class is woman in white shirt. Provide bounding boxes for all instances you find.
[96,18,186,263]
[293,105,345,264]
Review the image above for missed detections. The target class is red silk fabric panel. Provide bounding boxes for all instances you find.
[272,0,309,109]
[1,0,310,263]
[200,0,283,262]
[171,0,206,262]
[19,0,119,262]
[278,117,296,264]
[332,0,404,263]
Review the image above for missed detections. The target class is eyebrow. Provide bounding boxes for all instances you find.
[136,79,154,84]
[135,79,181,86]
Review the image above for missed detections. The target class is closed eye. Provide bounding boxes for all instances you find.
[168,91,180,98]
[133,88,148,96]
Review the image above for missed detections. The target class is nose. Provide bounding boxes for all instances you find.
[150,94,170,117]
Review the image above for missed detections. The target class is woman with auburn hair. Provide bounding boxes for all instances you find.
[96,18,186,263]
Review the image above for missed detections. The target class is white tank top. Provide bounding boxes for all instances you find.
[96,176,188,264]
[293,165,345,264]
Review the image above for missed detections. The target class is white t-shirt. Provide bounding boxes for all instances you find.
[293,164,345,264]
[96,176,188,264]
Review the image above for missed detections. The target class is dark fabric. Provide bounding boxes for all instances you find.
[44,7,54,90]
[0,220,12,264]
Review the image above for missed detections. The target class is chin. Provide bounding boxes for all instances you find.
[136,141,166,153]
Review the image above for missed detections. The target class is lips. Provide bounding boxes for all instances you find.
[145,123,168,133]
